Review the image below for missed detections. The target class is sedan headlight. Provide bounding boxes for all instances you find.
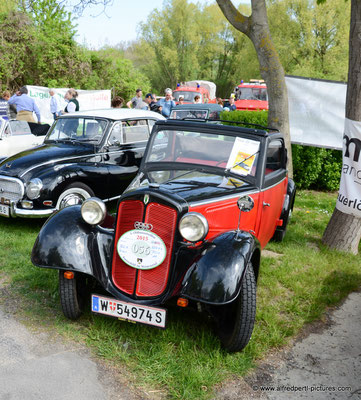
[179,212,208,242]
[26,178,43,199]
[81,198,106,225]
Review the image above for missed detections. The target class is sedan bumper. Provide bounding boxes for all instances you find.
[10,202,56,218]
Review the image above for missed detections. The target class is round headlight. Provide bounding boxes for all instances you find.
[81,198,106,225]
[179,212,208,242]
[26,178,43,199]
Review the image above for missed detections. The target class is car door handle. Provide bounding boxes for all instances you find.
[263,202,270,207]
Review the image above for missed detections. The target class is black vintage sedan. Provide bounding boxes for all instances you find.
[32,119,295,352]
[0,109,164,218]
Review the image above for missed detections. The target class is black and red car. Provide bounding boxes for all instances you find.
[32,119,295,352]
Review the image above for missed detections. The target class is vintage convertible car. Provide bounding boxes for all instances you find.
[32,119,295,352]
[0,109,164,218]
[0,118,49,161]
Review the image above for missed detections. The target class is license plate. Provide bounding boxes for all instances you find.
[91,294,166,328]
[0,204,9,217]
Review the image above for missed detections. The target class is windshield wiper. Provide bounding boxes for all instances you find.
[225,150,260,173]
[160,168,204,185]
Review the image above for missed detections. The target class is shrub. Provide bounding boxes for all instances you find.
[220,110,342,191]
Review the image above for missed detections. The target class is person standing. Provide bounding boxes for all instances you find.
[0,92,9,119]
[157,88,176,118]
[193,95,201,104]
[144,93,162,113]
[111,96,125,108]
[49,89,62,119]
[8,86,41,123]
[178,96,185,105]
[1,90,17,119]
[126,88,144,109]
[228,95,237,111]
[63,88,79,113]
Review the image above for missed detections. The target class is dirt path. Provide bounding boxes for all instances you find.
[215,289,361,400]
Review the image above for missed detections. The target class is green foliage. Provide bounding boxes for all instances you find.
[220,110,269,129]
[137,0,257,97]
[268,0,350,81]
[292,145,342,191]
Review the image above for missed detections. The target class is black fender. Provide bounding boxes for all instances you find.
[31,205,114,287]
[180,230,261,305]
[276,178,296,233]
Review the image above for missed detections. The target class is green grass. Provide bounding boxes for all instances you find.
[0,190,360,399]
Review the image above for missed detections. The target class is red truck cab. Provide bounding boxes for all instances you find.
[234,80,268,111]
[173,80,216,104]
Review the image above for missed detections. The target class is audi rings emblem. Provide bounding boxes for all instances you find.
[134,221,153,231]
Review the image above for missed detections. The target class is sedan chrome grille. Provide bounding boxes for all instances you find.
[0,176,24,203]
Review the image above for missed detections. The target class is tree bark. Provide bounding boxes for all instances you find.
[322,0,361,254]
[216,0,292,177]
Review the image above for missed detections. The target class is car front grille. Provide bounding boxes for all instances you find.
[0,176,24,203]
[112,199,177,297]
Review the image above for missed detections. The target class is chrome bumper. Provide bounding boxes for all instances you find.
[10,202,57,218]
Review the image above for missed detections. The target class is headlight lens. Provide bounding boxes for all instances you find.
[179,212,208,242]
[81,198,106,225]
[26,178,43,199]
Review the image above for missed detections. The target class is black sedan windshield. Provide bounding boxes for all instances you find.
[46,118,108,142]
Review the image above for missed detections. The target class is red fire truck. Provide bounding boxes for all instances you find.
[173,81,216,104]
[234,80,268,111]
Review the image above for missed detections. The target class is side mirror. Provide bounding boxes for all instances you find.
[237,196,254,212]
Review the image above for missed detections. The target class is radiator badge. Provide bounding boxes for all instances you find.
[134,221,153,230]
[5,163,11,168]
[143,194,149,205]
[117,229,166,270]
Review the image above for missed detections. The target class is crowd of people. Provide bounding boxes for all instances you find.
[0,87,80,124]
[0,85,239,125]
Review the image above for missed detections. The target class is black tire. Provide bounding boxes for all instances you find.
[213,265,257,352]
[56,182,95,210]
[59,270,87,320]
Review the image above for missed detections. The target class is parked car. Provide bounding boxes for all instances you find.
[169,103,223,121]
[32,119,295,352]
[0,118,49,161]
[0,109,165,218]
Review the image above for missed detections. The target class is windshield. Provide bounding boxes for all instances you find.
[236,87,268,101]
[146,129,260,178]
[170,109,208,120]
[46,117,108,142]
[173,91,202,102]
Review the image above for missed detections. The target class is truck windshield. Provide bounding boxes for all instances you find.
[173,91,202,102]
[236,88,268,101]
[146,129,260,177]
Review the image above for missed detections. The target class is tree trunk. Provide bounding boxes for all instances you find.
[322,0,361,255]
[216,0,292,177]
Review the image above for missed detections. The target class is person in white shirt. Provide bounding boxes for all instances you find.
[49,89,62,119]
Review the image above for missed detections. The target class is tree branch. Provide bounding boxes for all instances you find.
[216,0,250,35]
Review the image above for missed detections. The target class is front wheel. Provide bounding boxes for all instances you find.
[59,270,87,320]
[213,265,256,352]
[56,182,94,210]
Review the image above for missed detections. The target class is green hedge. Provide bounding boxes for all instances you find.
[220,110,342,191]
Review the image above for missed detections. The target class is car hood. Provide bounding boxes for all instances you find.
[0,142,95,178]
[128,171,256,204]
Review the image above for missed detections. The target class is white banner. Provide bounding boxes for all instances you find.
[26,86,111,125]
[336,118,361,217]
[285,76,346,150]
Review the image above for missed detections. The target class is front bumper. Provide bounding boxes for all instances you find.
[9,202,56,218]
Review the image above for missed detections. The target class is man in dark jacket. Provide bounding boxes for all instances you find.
[145,93,162,114]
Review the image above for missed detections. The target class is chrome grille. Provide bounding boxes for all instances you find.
[0,176,24,203]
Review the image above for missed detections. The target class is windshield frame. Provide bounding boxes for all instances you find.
[142,125,264,186]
